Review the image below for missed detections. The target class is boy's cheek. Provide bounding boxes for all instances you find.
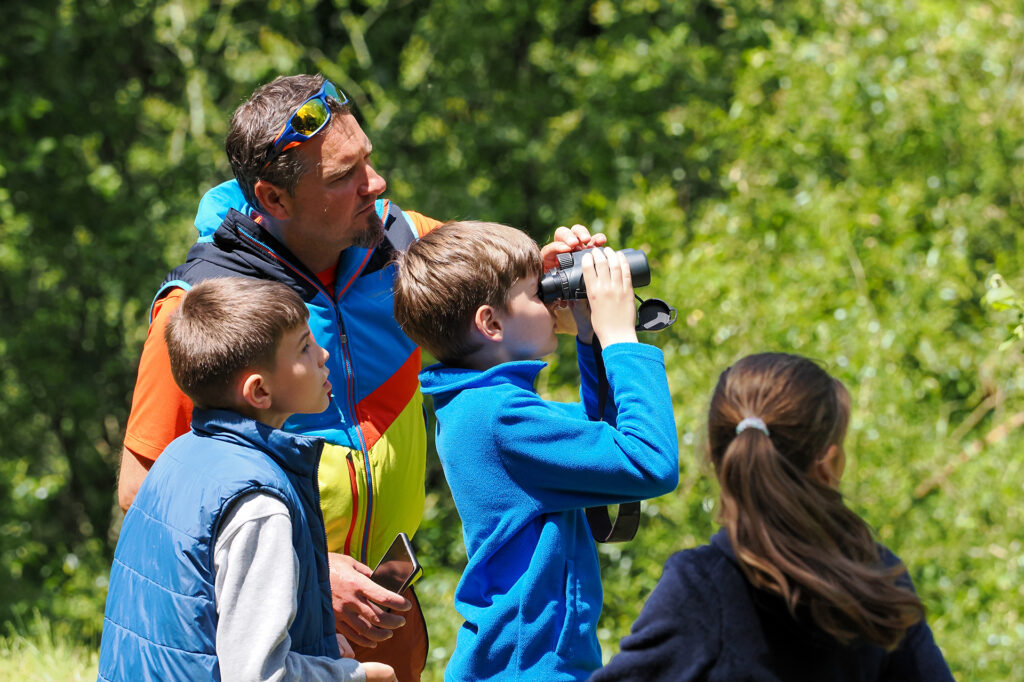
[552,305,578,336]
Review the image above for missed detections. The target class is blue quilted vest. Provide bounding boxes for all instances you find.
[97,409,338,681]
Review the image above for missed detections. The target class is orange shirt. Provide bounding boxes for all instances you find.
[123,289,191,461]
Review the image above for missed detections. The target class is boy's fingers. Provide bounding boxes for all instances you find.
[604,247,621,277]
[604,251,624,293]
[580,252,597,293]
[618,251,632,287]
[567,224,587,242]
[541,226,579,270]
[590,247,609,280]
[542,225,609,269]
[554,225,582,248]
[593,245,614,282]
[569,224,593,245]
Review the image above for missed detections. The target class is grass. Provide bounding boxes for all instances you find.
[0,613,98,681]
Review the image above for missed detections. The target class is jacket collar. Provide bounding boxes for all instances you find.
[419,359,548,397]
[193,179,383,301]
[215,209,324,293]
[190,408,324,481]
[710,527,736,562]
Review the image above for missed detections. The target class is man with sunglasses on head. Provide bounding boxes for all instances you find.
[117,73,605,680]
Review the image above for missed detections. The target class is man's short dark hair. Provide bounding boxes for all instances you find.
[225,74,351,209]
[165,277,308,409]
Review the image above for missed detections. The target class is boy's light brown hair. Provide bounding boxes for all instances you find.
[393,221,542,365]
[165,277,308,409]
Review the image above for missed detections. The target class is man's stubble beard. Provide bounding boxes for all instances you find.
[349,210,385,249]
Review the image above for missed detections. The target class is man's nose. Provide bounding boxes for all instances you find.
[362,164,387,197]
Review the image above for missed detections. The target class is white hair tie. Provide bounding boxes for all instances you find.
[736,417,770,437]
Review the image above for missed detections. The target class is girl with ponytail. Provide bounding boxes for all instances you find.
[592,353,952,681]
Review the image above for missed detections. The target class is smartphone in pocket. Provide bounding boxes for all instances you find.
[369,532,422,595]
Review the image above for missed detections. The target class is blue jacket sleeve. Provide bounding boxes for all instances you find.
[589,550,719,681]
[495,343,679,511]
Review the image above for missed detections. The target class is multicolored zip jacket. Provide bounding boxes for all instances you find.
[154,181,434,565]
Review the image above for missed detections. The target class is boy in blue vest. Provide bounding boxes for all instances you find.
[392,221,679,680]
[98,277,395,682]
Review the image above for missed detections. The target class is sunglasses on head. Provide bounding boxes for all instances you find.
[262,80,350,170]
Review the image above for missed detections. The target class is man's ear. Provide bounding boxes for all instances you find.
[252,179,293,221]
[473,304,503,342]
[240,372,272,410]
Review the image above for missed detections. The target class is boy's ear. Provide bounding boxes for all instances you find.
[240,371,273,410]
[252,179,293,221]
[473,304,503,342]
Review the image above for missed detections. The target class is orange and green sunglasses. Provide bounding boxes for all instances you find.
[262,81,350,169]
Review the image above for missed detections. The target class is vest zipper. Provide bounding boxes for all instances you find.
[311,443,337,654]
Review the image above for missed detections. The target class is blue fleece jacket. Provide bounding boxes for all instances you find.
[419,341,679,681]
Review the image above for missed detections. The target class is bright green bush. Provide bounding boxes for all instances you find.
[2,1,1022,680]
[410,2,1024,679]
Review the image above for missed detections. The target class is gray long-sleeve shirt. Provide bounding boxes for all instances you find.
[213,492,366,682]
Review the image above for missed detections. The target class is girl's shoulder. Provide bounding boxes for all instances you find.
[875,542,902,564]
[660,533,740,592]
[875,542,919,593]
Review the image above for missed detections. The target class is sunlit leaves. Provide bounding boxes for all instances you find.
[2,0,1023,678]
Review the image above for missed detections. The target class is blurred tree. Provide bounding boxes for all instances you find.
[1,1,1022,679]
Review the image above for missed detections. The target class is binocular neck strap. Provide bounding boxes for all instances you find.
[585,338,641,543]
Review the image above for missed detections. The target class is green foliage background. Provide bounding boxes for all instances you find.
[2,0,1023,679]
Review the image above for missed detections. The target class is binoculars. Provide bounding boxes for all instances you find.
[538,248,651,303]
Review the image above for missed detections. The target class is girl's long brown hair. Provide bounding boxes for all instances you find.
[708,353,924,650]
